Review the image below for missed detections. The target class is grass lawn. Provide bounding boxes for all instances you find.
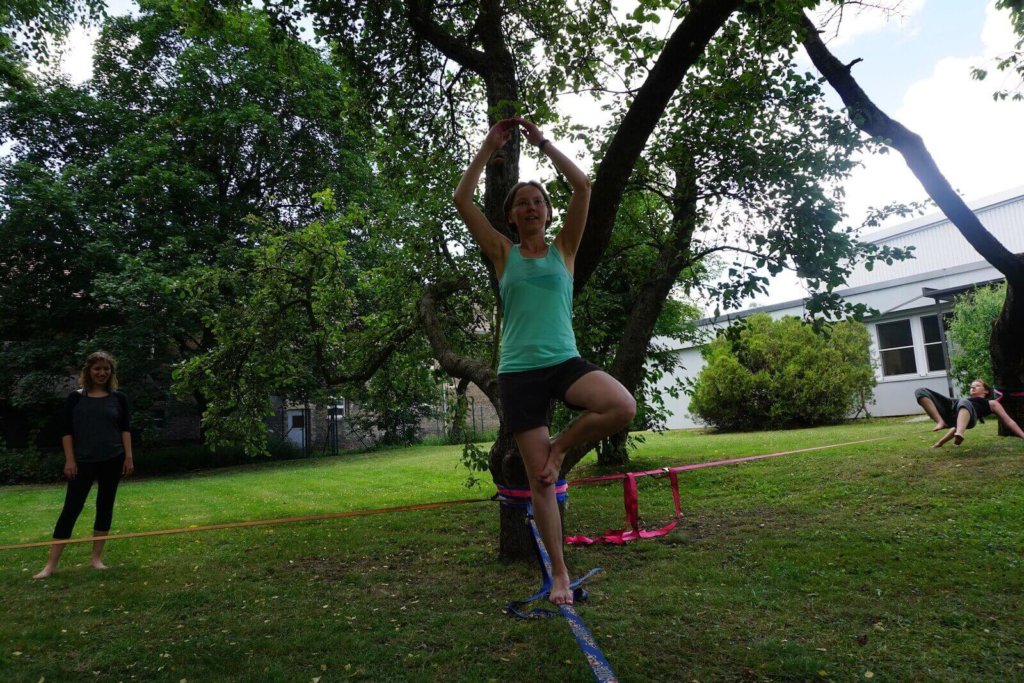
[1,418,1022,682]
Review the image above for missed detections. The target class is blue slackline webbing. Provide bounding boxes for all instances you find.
[504,500,618,683]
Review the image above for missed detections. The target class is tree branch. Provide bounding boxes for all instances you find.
[575,0,745,293]
[418,284,499,406]
[318,326,415,386]
[800,11,1024,288]
[609,156,698,394]
[405,0,490,75]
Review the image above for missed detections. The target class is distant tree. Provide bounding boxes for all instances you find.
[0,0,373,434]
[343,353,442,448]
[689,314,875,432]
[172,202,440,452]
[947,284,1007,394]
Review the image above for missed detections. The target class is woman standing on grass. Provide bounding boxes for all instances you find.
[34,351,134,579]
[453,117,636,605]
[916,379,1024,448]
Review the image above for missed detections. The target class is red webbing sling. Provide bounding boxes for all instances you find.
[565,438,883,545]
[565,469,681,545]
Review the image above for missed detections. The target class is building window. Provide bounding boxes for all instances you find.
[920,315,948,372]
[877,319,917,376]
[328,398,346,420]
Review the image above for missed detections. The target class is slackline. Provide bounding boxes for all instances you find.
[566,437,884,545]
[0,437,882,552]
[506,502,618,683]
[0,498,491,551]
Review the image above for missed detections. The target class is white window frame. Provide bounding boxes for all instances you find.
[327,398,346,420]
[875,318,919,378]
[873,313,952,383]
[919,314,949,374]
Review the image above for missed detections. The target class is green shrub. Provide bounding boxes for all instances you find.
[947,283,1005,394]
[0,444,65,484]
[689,314,875,431]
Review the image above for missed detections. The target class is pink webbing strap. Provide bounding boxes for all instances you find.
[570,466,667,487]
[566,470,681,546]
[495,481,569,503]
[572,438,883,487]
[994,388,1024,403]
[565,438,882,546]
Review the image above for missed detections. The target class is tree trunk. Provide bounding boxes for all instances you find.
[991,282,1024,435]
[596,430,630,467]
[997,396,1024,437]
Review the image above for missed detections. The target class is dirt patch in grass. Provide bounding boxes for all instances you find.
[681,505,811,543]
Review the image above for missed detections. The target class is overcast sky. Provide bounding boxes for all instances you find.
[47,1,1023,308]
[807,1,1021,223]
[756,1,1024,306]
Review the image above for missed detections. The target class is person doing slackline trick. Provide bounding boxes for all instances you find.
[916,379,1024,448]
[453,117,636,605]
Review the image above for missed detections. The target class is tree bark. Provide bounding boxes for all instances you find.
[992,284,1024,434]
[407,0,534,559]
[596,431,630,467]
[800,12,1024,428]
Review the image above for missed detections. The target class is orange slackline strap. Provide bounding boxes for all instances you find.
[0,497,492,552]
[2,437,884,553]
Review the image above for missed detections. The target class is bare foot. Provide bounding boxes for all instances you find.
[933,428,956,448]
[538,445,566,486]
[90,559,110,570]
[32,566,54,580]
[953,432,964,446]
[931,422,949,432]
[549,572,573,606]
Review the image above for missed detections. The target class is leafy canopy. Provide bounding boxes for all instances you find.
[947,283,1006,393]
[0,0,374,433]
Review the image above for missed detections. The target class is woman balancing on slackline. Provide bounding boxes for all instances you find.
[453,117,636,605]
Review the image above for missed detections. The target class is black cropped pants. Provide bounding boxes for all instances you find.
[52,455,125,539]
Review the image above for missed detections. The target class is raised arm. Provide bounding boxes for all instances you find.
[453,121,514,274]
[513,118,592,266]
[990,401,1024,439]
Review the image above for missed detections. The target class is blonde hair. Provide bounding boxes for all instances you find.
[80,351,119,392]
[971,378,992,397]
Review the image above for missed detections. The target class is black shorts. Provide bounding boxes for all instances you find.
[499,357,600,433]
[914,388,981,429]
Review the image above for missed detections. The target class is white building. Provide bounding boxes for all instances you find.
[660,186,1024,429]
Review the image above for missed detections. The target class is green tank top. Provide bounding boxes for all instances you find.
[498,244,579,373]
